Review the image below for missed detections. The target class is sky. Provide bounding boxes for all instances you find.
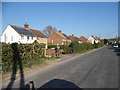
[2,2,118,39]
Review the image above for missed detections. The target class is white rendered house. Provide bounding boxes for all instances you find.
[1,24,47,44]
[87,36,100,44]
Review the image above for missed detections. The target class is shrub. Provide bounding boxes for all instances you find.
[70,41,104,53]
[48,45,56,49]
[60,45,72,54]
[2,43,45,72]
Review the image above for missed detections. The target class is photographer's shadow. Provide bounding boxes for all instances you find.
[6,43,25,89]
[27,79,83,89]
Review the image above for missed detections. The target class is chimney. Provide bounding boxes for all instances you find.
[24,24,29,28]
[59,30,62,33]
[72,34,74,36]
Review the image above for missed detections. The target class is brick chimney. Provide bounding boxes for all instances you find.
[72,34,74,36]
[24,24,29,28]
[59,30,62,33]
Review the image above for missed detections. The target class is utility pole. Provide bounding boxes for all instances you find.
[116,36,118,44]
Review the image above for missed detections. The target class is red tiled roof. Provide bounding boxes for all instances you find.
[91,36,100,40]
[10,24,46,38]
[29,29,47,38]
[79,36,87,43]
[54,31,67,39]
[69,35,80,41]
[62,33,71,40]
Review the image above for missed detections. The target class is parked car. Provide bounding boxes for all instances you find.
[113,44,118,48]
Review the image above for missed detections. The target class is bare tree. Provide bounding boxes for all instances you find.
[42,25,57,37]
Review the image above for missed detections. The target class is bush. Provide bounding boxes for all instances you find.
[48,45,56,49]
[70,41,104,53]
[60,45,72,54]
[2,43,45,72]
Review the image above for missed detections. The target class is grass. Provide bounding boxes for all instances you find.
[23,56,59,68]
[76,49,94,54]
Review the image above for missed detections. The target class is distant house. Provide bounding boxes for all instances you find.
[69,34,82,43]
[62,33,72,45]
[87,36,100,44]
[1,24,47,44]
[48,30,71,45]
[79,36,87,43]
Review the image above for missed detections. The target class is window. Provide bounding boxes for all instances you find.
[27,36,29,40]
[62,39,66,41]
[31,36,33,40]
[21,35,24,40]
[11,36,13,41]
[37,37,39,40]
[52,40,53,42]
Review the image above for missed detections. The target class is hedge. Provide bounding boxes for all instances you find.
[2,43,45,73]
[2,42,104,73]
[70,41,104,53]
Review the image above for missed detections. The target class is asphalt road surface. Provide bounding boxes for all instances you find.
[3,45,118,89]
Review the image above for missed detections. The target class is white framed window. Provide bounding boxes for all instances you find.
[27,36,29,40]
[11,36,13,41]
[31,36,33,40]
[62,39,66,41]
[52,40,53,42]
[21,35,24,40]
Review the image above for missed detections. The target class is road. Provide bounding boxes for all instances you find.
[3,45,118,89]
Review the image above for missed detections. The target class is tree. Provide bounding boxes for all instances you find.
[42,25,57,37]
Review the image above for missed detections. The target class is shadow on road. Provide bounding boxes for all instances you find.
[24,79,83,89]
[6,43,25,89]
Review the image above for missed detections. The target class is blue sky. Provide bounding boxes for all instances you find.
[2,2,118,39]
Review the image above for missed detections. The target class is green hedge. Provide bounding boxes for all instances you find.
[2,42,104,73]
[48,45,56,49]
[60,45,72,54]
[70,41,104,53]
[2,43,45,73]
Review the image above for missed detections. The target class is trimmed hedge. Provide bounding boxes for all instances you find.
[60,45,72,54]
[48,45,56,49]
[2,43,45,72]
[70,41,104,53]
[48,42,104,54]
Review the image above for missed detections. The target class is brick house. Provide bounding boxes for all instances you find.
[48,30,71,45]
[79,36,88,43]
[62,33,72,45]
[69,34,82,43]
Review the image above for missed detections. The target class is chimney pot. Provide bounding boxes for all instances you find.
[59,30,62,33]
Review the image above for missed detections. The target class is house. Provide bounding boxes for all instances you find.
[87,35,100,44]
[69,34,82,43]
[79,36,87,43]
[62,33,72,45]
[1,24,47,44]
[48,30,71,45]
